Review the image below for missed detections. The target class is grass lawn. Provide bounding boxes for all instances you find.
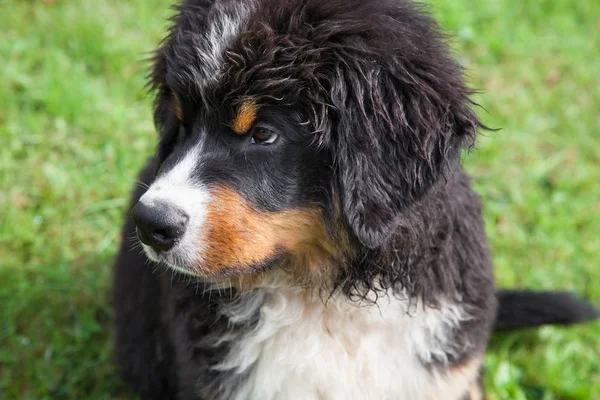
[1,0,598,398]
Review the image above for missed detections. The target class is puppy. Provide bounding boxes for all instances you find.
[113,0,598,398]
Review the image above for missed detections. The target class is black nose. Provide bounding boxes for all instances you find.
[131,201,189,252]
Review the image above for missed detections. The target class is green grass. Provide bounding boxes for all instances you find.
[0,0,598,398]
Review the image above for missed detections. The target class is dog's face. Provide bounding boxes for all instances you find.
[132,0,481,281]
[135,92,337,278]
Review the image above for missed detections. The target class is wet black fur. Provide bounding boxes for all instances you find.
[114,0,597,398]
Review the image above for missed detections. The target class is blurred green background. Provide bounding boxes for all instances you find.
[0,0,598,399]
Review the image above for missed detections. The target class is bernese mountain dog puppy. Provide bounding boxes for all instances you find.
[113,0,598,398]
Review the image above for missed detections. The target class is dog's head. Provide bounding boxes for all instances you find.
[132,0,481,283]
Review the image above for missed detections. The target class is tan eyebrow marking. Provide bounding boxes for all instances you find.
[232,100,259,134]
[172,93,183,121]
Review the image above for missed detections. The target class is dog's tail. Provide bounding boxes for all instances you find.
[494,290,598,331]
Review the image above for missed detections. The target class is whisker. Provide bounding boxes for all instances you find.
[135,180,150,190]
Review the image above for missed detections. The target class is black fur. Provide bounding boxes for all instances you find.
[113,0,598,398]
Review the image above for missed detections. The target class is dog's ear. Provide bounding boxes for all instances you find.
[324,20,481,248]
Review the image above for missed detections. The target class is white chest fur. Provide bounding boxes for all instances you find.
[213,277,477,400]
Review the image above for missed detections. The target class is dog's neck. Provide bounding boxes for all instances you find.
[189,269,479,400]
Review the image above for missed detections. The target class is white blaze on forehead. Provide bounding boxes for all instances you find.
[138,142,211,268]
[193,3,252,92]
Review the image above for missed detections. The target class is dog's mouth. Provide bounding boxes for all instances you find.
[137,234,284,279]
[137,239,199,277]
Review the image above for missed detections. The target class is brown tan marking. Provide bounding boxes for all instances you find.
[173,93,183,121]
[232,100,259,134]
[195,186,347,285]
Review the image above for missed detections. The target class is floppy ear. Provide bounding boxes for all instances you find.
[326,33,481,249]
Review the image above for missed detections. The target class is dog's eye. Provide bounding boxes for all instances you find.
[250,126,278,145]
